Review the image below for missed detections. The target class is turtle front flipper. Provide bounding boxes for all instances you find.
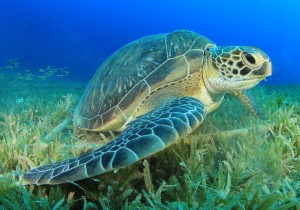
[230,90,262,118]
[23,97,206,185]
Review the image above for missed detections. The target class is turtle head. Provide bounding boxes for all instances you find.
[203,46,272,93]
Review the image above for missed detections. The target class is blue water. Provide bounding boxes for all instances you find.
[0,0,299,84]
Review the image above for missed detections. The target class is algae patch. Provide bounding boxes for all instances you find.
[0,61,299,208]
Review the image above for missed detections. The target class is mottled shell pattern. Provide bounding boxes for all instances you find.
[74,30,214,131]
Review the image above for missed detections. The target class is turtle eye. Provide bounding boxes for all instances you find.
[243,52,256,65]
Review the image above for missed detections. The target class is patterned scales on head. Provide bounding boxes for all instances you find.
[23,30,272,185]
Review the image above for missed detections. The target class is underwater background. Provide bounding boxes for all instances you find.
[0,0,299,209]
[1,0,300,84]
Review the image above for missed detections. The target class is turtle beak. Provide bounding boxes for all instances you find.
[253,60,272,77]
[266,61,272,76]
[235,59,272,91]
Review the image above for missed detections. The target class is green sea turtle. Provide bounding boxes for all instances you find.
[23,30,272,185]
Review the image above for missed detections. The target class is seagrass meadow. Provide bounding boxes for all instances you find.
[0,63,299,209]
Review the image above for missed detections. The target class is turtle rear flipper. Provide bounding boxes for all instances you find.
[23,97,206,185]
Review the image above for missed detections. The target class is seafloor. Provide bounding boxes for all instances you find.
[0,62,299,209]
